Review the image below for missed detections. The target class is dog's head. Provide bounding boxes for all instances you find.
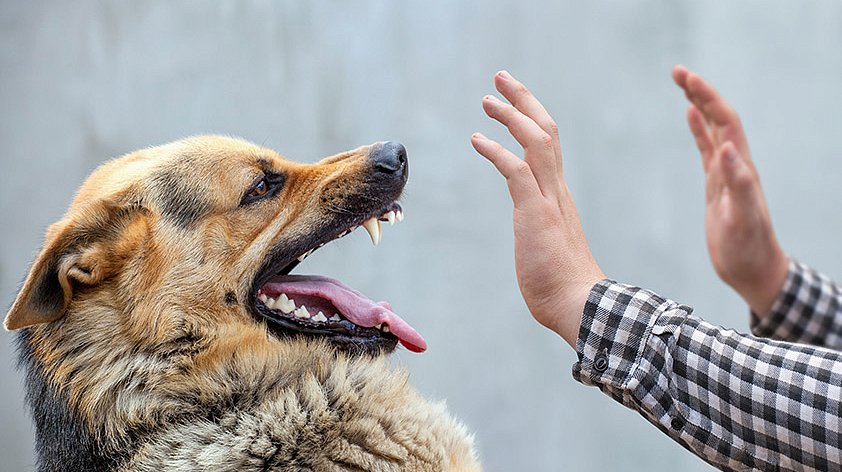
[5,136,425,356]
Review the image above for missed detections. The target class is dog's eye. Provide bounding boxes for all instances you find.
[241,174,285,206]
[250,179,269,198]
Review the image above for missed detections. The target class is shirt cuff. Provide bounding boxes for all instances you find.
[749,258,798,337]
[572,279,680,389]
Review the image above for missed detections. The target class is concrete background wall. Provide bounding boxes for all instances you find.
[2,1,841,470]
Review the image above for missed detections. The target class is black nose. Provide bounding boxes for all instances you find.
[370,141,408,177]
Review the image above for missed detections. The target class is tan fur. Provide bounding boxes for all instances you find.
[6,136,480,471]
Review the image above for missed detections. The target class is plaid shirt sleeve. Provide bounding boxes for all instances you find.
[573,280,842,471]
[750,259,842,349]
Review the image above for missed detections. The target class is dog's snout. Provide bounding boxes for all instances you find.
[370,141,408,178]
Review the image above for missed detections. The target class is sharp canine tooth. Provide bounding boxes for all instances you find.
[294,306,311,319]
[386,211,396,225]
[329,314,341,321]
[313,312,327,322]
[374,323,382,330]
[396,210,404,222]
[297,249,313,262]
[383,325,390,333]
[362,217,381,246]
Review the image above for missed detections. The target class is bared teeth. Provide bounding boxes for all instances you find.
[382,325,390,333]
[312,312,327,322]
[294,305,311,319]
[362,217,382,246]
[279,294,295,313]
[385,211,396,225]
[297,249,313,262]
[395,209,404,222]
[329,314,342,321]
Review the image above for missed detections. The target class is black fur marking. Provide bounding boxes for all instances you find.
[149,169,211,228]
[224,291,237,305]
[16,330,130,472]
[29,258,64,315]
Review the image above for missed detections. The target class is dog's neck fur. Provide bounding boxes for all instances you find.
[17,329,128,471]
[17,310,479,471]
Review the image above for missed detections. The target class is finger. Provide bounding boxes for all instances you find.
[683,72,738,127]
[471,132,541,203]
[672,65,698,103]
[482,95,559,197]
[672,64,690,90]
[494,71,562,162]
[684,74,751,155]
[687,105,715,171]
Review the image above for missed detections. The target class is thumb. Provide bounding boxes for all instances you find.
[719,141,756,199]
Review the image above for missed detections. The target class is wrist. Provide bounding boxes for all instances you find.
[741,248,789,316]
[538,276,604,348]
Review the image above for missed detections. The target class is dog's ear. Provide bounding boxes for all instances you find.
[4,202,145,331]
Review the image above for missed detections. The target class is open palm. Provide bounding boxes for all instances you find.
[673,66,788,315]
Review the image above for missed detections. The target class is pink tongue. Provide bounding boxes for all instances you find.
[261,275,427,353]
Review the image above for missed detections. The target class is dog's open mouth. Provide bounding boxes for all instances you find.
[251,202,426,355]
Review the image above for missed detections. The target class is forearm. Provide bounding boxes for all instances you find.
[574,280,842,472]
[751,259,842,349]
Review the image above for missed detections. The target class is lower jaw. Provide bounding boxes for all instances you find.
[258,312,399,355]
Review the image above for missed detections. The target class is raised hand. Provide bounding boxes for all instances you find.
[672,65,788,315]
[471,71,604,347]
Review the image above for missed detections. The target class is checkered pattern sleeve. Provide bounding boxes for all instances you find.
[750,259,842,349]
[573,280,842,471]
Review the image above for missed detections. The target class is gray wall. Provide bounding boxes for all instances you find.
[2,1,841,470]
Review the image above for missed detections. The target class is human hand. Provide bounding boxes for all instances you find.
[471,71,605,348]
[672,65,788,315]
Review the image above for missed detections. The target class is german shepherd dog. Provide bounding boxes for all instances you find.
[5,137,480,471]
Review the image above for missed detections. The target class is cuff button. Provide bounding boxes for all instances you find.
[594,355,609,372]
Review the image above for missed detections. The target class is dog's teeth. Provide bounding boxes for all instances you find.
[280,294,296,313]
[382,325,390,333]
[294,306,311,319]
[385,211,396,225]
[297,249,313,262]
[259,293,269,304]
[313,312,328,322]
[265,297,277,308]
[396,209,404,222]
[329,314,342,321]
[362,217,381,246]
[374,323,382,330]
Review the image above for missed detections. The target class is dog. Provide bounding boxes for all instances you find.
[5,136,480,471]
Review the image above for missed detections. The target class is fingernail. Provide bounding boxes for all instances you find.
[498,70,513,80]
[484,95,500,103]
[472,132,487,140]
